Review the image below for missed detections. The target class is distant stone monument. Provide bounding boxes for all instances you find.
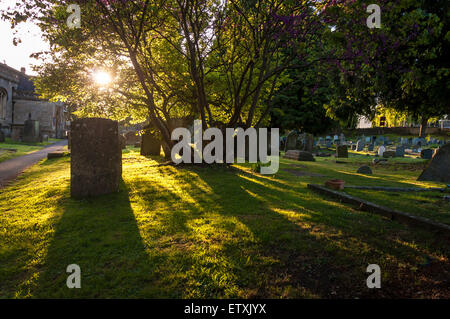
[356,140,364,151]
[22,114,40,143]
[70,118,122,199]
[418,144,450,183]
[124,131,141,145]
[377,145,386,157]
[285,131,298,152]
[383,150,396,158]
[336,145,348,158]
[284,150,315,161]
[303,133,314,153]
[119,134,127,150]
[140,131,161,156]
[368,144,374,152]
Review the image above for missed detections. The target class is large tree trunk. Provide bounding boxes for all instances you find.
[419,116,429,138]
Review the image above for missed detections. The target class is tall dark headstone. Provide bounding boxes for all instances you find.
[285,131,298,152]
[0,129,5,143]
[70,118,122,199]
[336,145,348,158]
[303,133,314,153]
[22,116,40,143]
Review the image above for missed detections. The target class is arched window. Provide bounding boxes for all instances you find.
[0,88,8,120]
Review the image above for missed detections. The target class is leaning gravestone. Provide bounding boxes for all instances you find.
[285,131,298,152]
[70,118,122,199]
[420,148,433,160]
[418,144,450,183]
[336,145,348,158]
[141,131,161,156]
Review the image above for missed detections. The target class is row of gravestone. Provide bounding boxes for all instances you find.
[284,131,315,153]
[0,118,49,143]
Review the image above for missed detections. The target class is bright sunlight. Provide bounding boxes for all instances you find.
[92,70,112,86]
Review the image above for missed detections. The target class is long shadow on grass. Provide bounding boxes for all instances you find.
[32,181,168,298]
[170,165,450,298]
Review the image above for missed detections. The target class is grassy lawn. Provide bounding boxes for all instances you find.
[0,147,449,298]
[0,138,60,163]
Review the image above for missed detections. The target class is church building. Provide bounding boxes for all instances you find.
[0,62,67,139]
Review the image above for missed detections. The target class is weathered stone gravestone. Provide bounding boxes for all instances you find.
[377,145,386,157]
[420,148,433,160]
[383,150,396,158]
[357,165,372,174]
[284,150,315,161]
[326,139,332,148]
[395,146,405,157]
[336,145,348,158]
[356,140,364,151]
[368,144,374,152]
[119,134,127,150]
[418,144,450,183]
[303,133,314,153]
[124,131,141,145]
[22,116,40,143]
[70,118,122,199]
[0,129,4,142]
[285,131,298,152]
[141,131,161,156]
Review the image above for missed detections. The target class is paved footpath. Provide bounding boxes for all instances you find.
[0,140,68,188]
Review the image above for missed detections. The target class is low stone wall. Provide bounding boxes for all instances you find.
[346,127,450,136]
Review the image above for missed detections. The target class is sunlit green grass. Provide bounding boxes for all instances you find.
[0,147,449,299]
[0,138,60,163]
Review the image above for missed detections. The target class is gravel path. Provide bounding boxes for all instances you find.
[0,140,68,188]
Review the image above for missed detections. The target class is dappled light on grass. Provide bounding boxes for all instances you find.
[0,150,449,298]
